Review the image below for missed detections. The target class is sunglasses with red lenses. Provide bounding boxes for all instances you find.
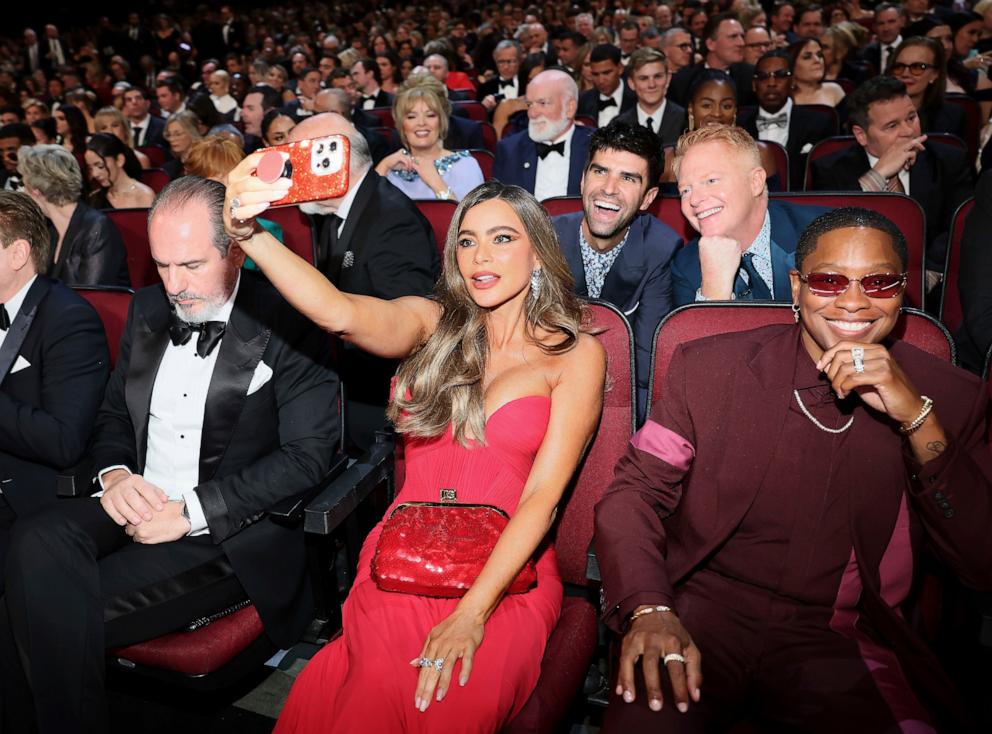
[798,271,907,298]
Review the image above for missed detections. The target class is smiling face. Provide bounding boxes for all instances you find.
[455,198,539,310]
[892,45,938,100]
[401,98,441,151]
[790,226,903,361]
[689,79,737,127]
[581,148,657,242]
[677,139,766,238]
[629,60,670,109]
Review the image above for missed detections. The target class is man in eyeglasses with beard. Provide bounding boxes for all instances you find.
[737,50,838,190]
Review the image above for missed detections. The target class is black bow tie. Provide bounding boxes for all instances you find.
[361,95,376,103]
[598,97,617,110]
[168,311,226,358]
[0,303,9,331]
[498,78,515,88]
[535,140,565,159]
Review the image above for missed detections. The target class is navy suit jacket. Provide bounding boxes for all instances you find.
[671,200,827,306]
[576,86,637,123]
[554,211,682,420]
[492,124,594,197]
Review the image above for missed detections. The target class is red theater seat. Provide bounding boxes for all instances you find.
[470,148,494,180]
[262,206,317,264]
[139,168,170,194]
[939,197,975,335]
[105,208,158,289]
[72,286,133,368]
[414,199,458,257]
[137,146,166,168]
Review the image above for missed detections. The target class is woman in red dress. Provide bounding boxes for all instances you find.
[224,167,607,732]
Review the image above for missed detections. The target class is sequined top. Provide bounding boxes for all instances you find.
[387,150,485,201]
[578,223,632,299]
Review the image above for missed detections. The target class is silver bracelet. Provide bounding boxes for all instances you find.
[435,187,453,200]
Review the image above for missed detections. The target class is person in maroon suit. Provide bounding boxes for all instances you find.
[595,207,992,733]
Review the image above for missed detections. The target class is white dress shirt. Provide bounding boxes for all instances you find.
[130,114,151,146]
[211,94,239,116]
[867,151,910,194]
[597,82,625,127]
[98,276,241,536]
[534,124,575,202]
[756,98,792,148]
[0,275,37,351]
[637,101,667,135]
[495,76,520,100]
[880,36,902,74]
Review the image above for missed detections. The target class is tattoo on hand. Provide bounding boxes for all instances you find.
[925,440,946,456]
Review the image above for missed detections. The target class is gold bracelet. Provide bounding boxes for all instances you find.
[630,604,673,622]
[900,395,934,435]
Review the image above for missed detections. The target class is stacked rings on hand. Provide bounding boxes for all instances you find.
[419,657,445,672]
[851,346,865,373]
[230,197,242,221]
[663,653,686,665]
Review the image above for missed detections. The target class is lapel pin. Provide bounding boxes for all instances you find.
[523,161,530,169]
[342,251,355,268]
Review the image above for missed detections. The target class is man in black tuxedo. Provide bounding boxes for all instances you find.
[617,47,688,148]
[862,4,906,76]
[121,12,152,68]
[290,113,439,451]
[478,40,526,113]
[810,76,972,285]
[1,177,341,732]
[577,44,637,127]
[668,13,756,108]
[350,58,394,110]
[123,87,166,149]
[21,29,43,76]
[552,120,682,420]
[218,5,244,54]
[0,191,108,581]
[38,25,69,75]
[737,50,838,190]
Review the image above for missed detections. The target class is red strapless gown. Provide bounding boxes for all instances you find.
[275,396,563,733]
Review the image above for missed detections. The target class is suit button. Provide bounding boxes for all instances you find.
[929,476,936,484]
[933,491,944,500]
[943,509,955,519]
[938,501,951,510]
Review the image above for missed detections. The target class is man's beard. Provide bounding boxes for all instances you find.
[170,292,227,324]
[528,113,571,143]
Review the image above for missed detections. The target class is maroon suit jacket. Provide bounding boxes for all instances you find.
[595,324,992,729]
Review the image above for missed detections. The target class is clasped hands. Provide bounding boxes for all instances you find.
[100,469,190,544]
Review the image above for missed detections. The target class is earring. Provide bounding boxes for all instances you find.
[530,269,543,297]
[792,302,800,323]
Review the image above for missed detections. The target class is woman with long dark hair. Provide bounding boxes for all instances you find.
[887,37,967,140]
[84,133,154,209]
[224,153,606,731]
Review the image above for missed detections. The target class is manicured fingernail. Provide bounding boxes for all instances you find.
[649,698,662,711]
[678,702,688,713]
[459,675,467,686]
[694,688,701,700]
[414,697,422,709]
[615,684,623,696]
[410,658,420,666]
[436,688,444,701]
[420,699,428,712]
[623,690,634,703]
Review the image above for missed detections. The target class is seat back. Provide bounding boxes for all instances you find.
[542,196,583,219]
[554,301,635,586]
[478,121,497,153]
[136,145,166,168]
[469,148,494,180]
[944,94,981,159]
[367,107,394,128]
[650,303,954,412]
[105,207,158,289]
[72,286,134,368]
[413,199,458,258]
[804,135,858,190]
[261,206,317,264]
[139,168,170,194]
[453,101,488,122]
[575,115,597,128]
[938,197,975,335]
[764,140,789,192]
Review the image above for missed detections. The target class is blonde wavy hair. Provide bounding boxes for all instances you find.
[388,182,586,446]
[393,72,452,149]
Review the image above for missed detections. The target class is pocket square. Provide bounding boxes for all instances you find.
[10,355,31,374]
[800,143,813,154]
[247,360,273,396]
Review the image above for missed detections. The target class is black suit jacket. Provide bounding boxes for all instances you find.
[476,74,525,102]
[445,115,486,151]
[492,124,595,197]
[48,203,131,288]
[317,171,440,405]
[810,141,973,268]
[577,85,638,124]
[133,115,166,149]
[738,104,838,191]
[668,62,756,107]
[0,277,109,518]
[89,272,340,646]
[616,101,688,148]
[956,170,992,372]
[359,89,394,109]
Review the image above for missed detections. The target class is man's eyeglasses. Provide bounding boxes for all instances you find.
[670,42,694,51]
[891,61,932,77]
[746,42,773,50]
[754,69,792,81]
[798,272,908,298]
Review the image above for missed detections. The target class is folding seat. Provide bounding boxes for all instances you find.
[136,146,166,168]
[71,286,133,368]
[413,198,458,258]
[470,148,495,180]
[138,168,170,194]
[938,197,975,335]
[104,207,158,289]
[261,206,318,264]
[452,101,488,122]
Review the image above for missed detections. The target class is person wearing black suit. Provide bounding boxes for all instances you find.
[667,13,757,107]
[617,47,689,149]
[809,77,973,276]
[121,12,153,67]
[21,29,43,76]
[289,113,440,451]
[351,58,394,111]
[956,170,992,373]
[478,40,527,113]
[493,69,594,200]
[576,44,637,127]
[552,121,682,420]
[1,178,341,733]
[861,4,905,76]
[38,25,70,75]
[218,6,244,54]
[737,50,838,190]
[671,126,827,306]
[123,87,167,149]
[0,191,109,585]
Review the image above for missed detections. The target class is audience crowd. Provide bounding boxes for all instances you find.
[0,0,990,731]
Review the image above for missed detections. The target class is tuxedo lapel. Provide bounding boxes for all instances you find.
[567,130,586,193]
[769,237,796,300]
[520,138,538,192]
[0,277,49,382]
[336,171,377,256]
[558,218,588,295]
[125,291,171,471]
[601,221,646,308]
[199,277,271,483]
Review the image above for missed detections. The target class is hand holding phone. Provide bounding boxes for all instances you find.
[254,134,351,207]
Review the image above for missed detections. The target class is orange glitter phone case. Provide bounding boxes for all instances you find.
[255,134,350,207]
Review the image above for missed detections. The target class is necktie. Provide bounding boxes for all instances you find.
[734,252,772,299]
[132,125,142,144]
[597,97,617,111]
[535,140,565,159]
[498,78,514,89]
[887,174,905,194]
[130,27,138,40]
[325,214,349,280]
[0,303,9,330]
[757,112,788,131]
[168,311,226,358]
[645,117,655,133]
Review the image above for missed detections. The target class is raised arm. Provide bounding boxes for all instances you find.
[223,153,440,359]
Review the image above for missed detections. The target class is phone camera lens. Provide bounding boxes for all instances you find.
[330,141,338,151]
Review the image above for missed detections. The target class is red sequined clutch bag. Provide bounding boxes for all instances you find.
[371,489,538,598]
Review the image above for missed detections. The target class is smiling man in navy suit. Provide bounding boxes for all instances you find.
[492,69,594,200]
[553,119,681,420]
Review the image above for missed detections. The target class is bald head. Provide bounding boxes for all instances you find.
[314,88,352,118]
[289,112,371,180]
[424,54,449,83]
[528,69,579,104]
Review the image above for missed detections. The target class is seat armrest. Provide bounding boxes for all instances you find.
[304,432,394,535]
[266,453,350,526]
[586,539,601,583]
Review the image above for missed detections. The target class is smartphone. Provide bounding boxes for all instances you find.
[255,134,350,207]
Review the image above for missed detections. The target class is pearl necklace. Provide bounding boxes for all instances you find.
[792,389,854,434]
